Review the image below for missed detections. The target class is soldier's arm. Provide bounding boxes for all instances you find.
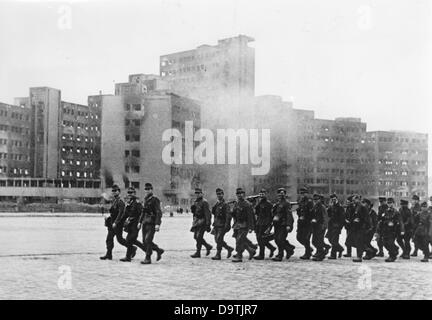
[398,213,405,234]
[203,201,212,226]
[114,200,126,225]
[286,204,294,230]
[154,198,162,226]
[247,204,255,230]
[224,203,232,230]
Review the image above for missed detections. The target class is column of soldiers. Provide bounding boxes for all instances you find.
[99,183,432,264]
[189,187,432,263]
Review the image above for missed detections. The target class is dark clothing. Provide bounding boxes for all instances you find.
[377,207,404,258]
[122,199,146,258]
[139,195,163,259]
[272,198,294,257]
[296,196,314,256]
[212,199,232,252]
[413,210,432,258]
[344,204,356,248]
[377,204,388,252]
[232,199,255,257]
[364,209,378,257]
[326,203,345,256]
[350,203,371,258]
[191,198,212,253]
[411,203,422,253]
[311,202,327,258]
[104,197,128,253]
[396,207,414,256]
[254,199,276,255]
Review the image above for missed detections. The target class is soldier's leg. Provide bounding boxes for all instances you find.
[122,228,138,261]
[405,233,412,258]
[143,224,156,259]
[396,234,405,256]
[101,226,115,259]
[377,236,384,256]
[114,226,128,248]
[195,228,204,252]
[328,231,338,258]
[255,227,265,258]
[234,229,247,259]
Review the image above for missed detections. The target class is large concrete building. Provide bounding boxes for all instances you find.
[159,35,256,198]
[97,74,201,206]
[0,87,102,203]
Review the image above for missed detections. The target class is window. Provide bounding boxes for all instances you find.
[131,181,140,189]
[125,166,130,173]
[133,166,140,173]
[133,120,140,126]
[133,104,141,111]
[125,104,131,111]
[133,135,140,141]
[125,135,130,141]
[125,120,130,126]
[125,150,130,157]
[132,150,140,157]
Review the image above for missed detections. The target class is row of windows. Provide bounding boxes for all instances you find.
[125,104,143,111]
[61,171,93,178]
[61,147,96,155]
[0,167,30,175]
[62,121,99,131]
[125,135,140,142]
[0,110,29,121]
[299,178,427,188]
[61,134,96,143]
[161,51,220,66]
[161,63,218,76]
[0,125,29,135]
[125,150,140,157]
[376,137,426,144]
[383,171,426,176]
[0,139,27,147]
[125,165,140,173]
[63,108,99,119]
[383,191,427,197]
[125,119,141,126]
[378,160,427,166]
[61,159,94,166]
[0,153,30,161]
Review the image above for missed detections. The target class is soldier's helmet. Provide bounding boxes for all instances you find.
[236,188,245,195]
[378,196,386,202]
[412,195,420,201]
[421,202,428,208]
[387,197,395,204]
[111,184,120,192]
[127,187,136,197]
[277,187,287,195]
[216,188,224,194]
[400,199,409,206]
[144,183,153,190]
[312,193,321,201]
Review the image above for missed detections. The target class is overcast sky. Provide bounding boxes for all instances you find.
[0,0,431,170]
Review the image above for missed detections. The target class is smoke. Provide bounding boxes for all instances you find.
[103,168,113,188]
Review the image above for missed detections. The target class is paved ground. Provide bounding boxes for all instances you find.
[0,213,431,300]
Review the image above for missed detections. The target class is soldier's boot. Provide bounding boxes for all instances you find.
[141,256,151,264]
[120,257,131,262]
[385,255,396,262]
[352,257,362,262]
[377,250,384,257]
[324,244,331,256]
[421,253,429,262]
[232,254,243,263]
[131,246,137,259]
[328,249,337,260]
[100,250,112,260]
[411,249,418,257]
[190,251,201,258]
[271,254,283,262]
[247,247,257,260]
[343,247,352,258]
[205,245,213,256]
[254,246,265,260]
[312,254,324,261]
[269,246,276,258]
[402,253,410,260]
[226,246,234,259]
[338,247,344,258]
[300,247,312,260]
[211,250,222,260]
[157,249,164,261]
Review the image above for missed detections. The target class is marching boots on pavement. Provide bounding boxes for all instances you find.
[190,188,213,258]
[231,188,256,262]
[254,189,276,260]
[376,198,405,262]
[211,188,233,260]
[120,187,147,262]
[411,195,421,257]
[100,184,132,260]
[326,194,345,259]
[349,195,372,263]
[311,194,328,261]
[296,187,314,260]
[363,198,378,260]
[396,200,414,259]
[271,188,294,262]
[343,196,355,258]
[137,183,164,265]
[413,202,432,262]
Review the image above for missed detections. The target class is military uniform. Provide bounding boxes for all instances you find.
[138,189,164,264]
[376,199,388,256]
[271,196,294,261]
[311,194,328,261]
[231,189,256,262]
[296,190,314,259]
[411,200,421,256]
[254,197,276,259]
[364,203,378,259]
[190,192,212,258]
[326,196,345,259]
[413,203,432,262]
[211,197,233,259]
[377,199,404,262]
[396,200,414,259]
[344,198,355,257]
[120,191,147,261]
[349,198,371,262]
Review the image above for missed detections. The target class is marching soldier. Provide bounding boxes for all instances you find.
[271,188,294,261]
[253,189,276,260]
[413,201,432,262]
[311,193,328,261]
[231,188,256,262]
[296,187,314,260]
[348,195,371,262]
[376,197,405,262]
[376,197,388,257]
[363,198,378,260]
[411,195,421,257]
[343,195,355,258]
[326,193,345,259]
[137,183,164,264]
[396,199,414,259]
[210,188,234,260]
[119,187,147,262]
[190,188,213,258]
[100,184,135,260]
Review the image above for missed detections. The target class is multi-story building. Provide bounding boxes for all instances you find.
[0,102,32,178]
[160,35,256,198]
[293,110,376,200]
[97,74,201,206]
[367,131,428,201]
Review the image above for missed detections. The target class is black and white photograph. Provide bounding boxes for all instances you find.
[0,0,431,304]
